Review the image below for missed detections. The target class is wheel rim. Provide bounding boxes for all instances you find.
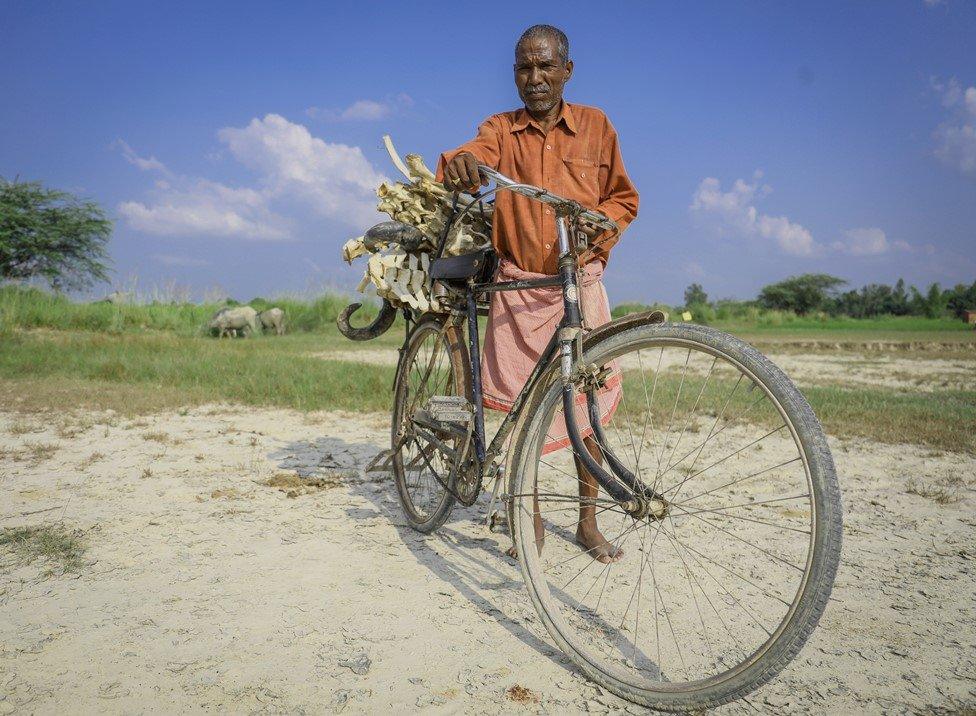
[514,334,823,695]
[394,323,461,523]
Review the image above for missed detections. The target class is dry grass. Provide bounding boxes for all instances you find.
[2,441,63,466]
[55,415,95,439]
[8,419,43,436]
[262,471,345,498]
[905,478,962,505]
[0,525,87,574]
[210,487,245,500]
[79,451,105,469]
[142,430,170,443]
[505,685,540,705]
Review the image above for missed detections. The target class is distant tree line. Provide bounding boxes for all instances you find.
[683,274,976,319]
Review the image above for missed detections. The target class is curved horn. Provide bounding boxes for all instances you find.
[336,299,397,341]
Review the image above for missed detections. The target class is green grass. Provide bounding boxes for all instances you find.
[0,285,385,336]
[612,370,976,454]
[802,384,975,453]
[714,315,969,332]
[612,301,974,347]
[0,330,395,413]
[5,285,969,339]
[1,328,968,453]
[1,285,972,453]
[0,525,87,574]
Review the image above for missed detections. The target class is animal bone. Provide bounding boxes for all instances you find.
[342,136,494,315]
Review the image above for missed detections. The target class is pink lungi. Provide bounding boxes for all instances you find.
[481,258,622,455]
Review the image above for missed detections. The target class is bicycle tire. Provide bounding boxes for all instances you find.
[391,315,471,534]
[508,322,842,711]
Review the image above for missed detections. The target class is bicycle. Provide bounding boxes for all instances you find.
[341,166,842,712]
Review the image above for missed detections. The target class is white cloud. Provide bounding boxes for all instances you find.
[931,77,976,175]
[218,114,387,226]
[832,227,889,255]
[114,139,171,175]
[831,227,915,256]
[118,114,387,239]
[306,94,413,122]
[690,173,818,256]
[119,178,289,241]
[152,253,210,267]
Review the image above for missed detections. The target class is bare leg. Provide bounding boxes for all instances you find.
[507,435,622,564]
[575,434,624,564]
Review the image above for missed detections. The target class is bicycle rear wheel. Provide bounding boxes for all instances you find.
[507,322,842,711]
[392,316,471,533]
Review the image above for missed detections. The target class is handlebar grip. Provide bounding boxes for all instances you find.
[581,210,618,234]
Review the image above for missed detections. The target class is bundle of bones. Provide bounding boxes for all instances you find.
[340,136,492,316]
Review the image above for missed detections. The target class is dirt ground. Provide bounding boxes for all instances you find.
[1,398,974,714]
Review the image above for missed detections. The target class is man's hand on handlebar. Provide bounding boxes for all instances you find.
[442,151,487,194]
[577,217,603,244]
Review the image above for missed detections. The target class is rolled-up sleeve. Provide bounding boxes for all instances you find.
[435,115,503,181]
[593,121,639,262]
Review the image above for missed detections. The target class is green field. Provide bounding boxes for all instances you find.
[1,286,973,453]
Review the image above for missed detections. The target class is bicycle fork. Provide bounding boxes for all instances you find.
[554,214,668,521]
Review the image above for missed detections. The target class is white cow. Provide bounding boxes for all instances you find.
[258,307,285,336]
[208,306,260,338]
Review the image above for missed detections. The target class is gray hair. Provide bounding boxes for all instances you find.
[516,24,569,64]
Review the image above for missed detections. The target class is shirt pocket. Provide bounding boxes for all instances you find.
[561,157,601,206]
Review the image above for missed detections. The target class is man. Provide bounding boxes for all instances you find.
[437,24,639,563]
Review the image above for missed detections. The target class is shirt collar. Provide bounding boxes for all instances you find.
[511,101,577,135]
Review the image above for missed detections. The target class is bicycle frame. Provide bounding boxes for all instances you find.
[433,208,660,518]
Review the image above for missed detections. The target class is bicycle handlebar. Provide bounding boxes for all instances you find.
[477,166,618,234]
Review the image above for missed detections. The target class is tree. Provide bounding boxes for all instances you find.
[683,283,709,307]
[758,273,846,315]
[0,178,111,290]
[891,278,909,316]
[945,280,976,318]
[924,282,948,318]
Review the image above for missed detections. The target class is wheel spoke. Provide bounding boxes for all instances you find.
[509,330,836,696]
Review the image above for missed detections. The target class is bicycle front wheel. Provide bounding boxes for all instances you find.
[507,322,842,711]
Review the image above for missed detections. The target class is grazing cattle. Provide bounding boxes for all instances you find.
[258,307,285,336]
[208,306,260,338]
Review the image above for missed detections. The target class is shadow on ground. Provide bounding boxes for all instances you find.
[267,435,575,674]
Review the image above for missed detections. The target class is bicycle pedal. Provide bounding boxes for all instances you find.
[488,510,508,533]
[424,395,472,424]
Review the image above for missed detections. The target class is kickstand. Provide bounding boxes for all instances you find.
[365,449,394,473]
[484,465,506,532]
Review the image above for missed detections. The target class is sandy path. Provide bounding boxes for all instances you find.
[1,407,974,714]
[312,348,975,393]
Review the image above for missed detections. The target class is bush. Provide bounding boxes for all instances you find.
[758,274,846,315]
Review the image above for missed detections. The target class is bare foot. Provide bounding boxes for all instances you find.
[576,526,624,564]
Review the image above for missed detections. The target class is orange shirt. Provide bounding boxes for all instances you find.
[436,101,639,275]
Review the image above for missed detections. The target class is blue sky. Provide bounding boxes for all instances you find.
[2,0,974,304]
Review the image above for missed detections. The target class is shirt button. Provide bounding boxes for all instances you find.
[545,244,551,249]
[581,172,586,178]
[545,209,551,215]
[546,144,551,150]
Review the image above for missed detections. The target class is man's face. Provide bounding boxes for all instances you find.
[514,35,573,115]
